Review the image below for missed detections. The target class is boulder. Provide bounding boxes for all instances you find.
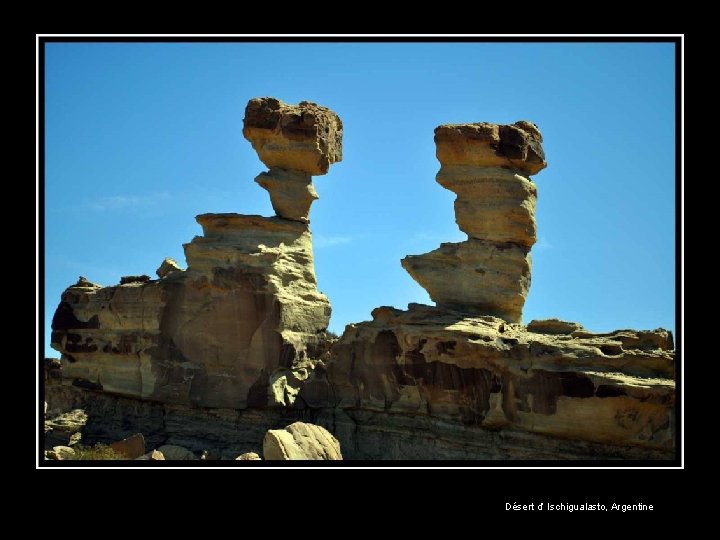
[110,433,145,459]
[263,422,342,460]
[156,257,182,278]
[136,449,165,460]
[52,445,76,458]
[157,445,195,460]
[236,452,261,460]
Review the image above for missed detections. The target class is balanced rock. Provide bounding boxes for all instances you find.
[434,121,545,175]
[243,97,343,222]
[263,421,342,460]
[402,120,546,323]
[243,97,342,175]
[51,97,338,409]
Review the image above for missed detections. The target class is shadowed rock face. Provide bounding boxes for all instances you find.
[50,98,342,409]
[402,120,546,323]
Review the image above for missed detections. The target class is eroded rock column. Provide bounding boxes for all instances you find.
[51,97,342,409]
[401,121,546,322]
[243,97,343,223]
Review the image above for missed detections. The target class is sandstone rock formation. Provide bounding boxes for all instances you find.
[316,305,674,458]
[263,421,342,460]
[156,257,182,279]
[243,97,342,223]
[45,105,675,462]
[50,97,342,409]
[302,119,675,460]
[402,121,545,323]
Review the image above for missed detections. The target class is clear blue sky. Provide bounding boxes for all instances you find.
[43,42,676,357]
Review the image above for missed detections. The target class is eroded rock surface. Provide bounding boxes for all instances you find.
[317,305,674,458]
[402,121,546,323]
[46,105,675,462]
[50,97,341,409]
[244,97,343,222]
[243,97,342,175]
[263,421,342,460]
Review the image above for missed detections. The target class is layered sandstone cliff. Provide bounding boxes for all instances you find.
[46,107,675,461]
[308,306,674,459]
[305,120,675,459]
[50,97,341,409]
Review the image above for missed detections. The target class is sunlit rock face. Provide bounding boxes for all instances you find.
[243,97,343,223]
[313,305,674,459]
[50,97,342,409]
[402,121,546,323]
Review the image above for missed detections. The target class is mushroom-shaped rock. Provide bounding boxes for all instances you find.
[243,97,343,222]
[243,97,343,175]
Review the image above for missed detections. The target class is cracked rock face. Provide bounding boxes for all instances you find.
[402,121,546,323]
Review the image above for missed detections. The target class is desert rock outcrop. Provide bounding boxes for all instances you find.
[243,97,342,222]
[319,305,674,458]
[50,97,342,409]
[402,121,545,323]
[46,105,675,462]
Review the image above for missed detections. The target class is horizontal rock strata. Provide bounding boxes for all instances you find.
[50,97,341,410]
[315,305,674,458]
[402,120,546,323]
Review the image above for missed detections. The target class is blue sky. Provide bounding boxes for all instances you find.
[43,42,676,357]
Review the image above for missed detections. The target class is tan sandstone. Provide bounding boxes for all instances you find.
[402,120,546,323]
[263,421,342,460]
[156,257,183,279]
[243,98,343,222]
[51,97,341,409]
[243,97,342,175]
[323,305,674,453]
